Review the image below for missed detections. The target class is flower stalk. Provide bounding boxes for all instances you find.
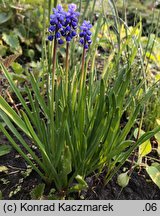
[65,42,69,96]
[80,47,86,91]
[52,38,57,76]
[50,38,57,156]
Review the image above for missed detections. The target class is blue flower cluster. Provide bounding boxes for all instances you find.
[48,5,65,44]
[61,4,80,42]
[48,4,92,49]
[79,20,92,49]
[48,4,79,44]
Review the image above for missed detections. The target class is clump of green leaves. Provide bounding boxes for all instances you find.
[0,2,160,196]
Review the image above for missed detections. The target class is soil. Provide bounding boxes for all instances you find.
[0,132,160,200]
[84,166,160,200]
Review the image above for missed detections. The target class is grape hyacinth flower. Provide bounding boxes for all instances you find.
[79,21,92,91]
[48,4,65,45]
[61,4,80,95]
[79,20,92,49]
[62,4,80,42]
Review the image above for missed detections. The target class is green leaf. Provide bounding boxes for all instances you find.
[29,73,49,118]
[151,163,160,172]
[11,62,23,74]
[69,175,88,192]
[30,183,45,200]
[0,96,30,136]
[146,164,160,189]
[0,122,46,181]
[109,140,135,160]
[117,171,130,188]
[0,12,12,24]
[134,128,152,157]
[59,145,72,187]
[155,132,160,155]
[20,111,59,187]
[0,145,12,157]
[21,111,46,156]
[134,128,145,138]
[2,32,21,52]
[0,44,7,57]
[139,140,152,158]
[105,127,160,186]
[14,26,26,43]
[62,146,72,175]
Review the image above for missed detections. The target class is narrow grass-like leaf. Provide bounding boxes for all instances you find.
[0,123,46,181]
[0,96,30,136]
[0,110,45,171]
[0,145,12,157]
[29,72,49,118]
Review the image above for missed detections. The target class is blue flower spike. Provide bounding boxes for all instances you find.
[48,4,66,44]
[63,3,80,42]
[48,4,80,44]
[79,20,92,49]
